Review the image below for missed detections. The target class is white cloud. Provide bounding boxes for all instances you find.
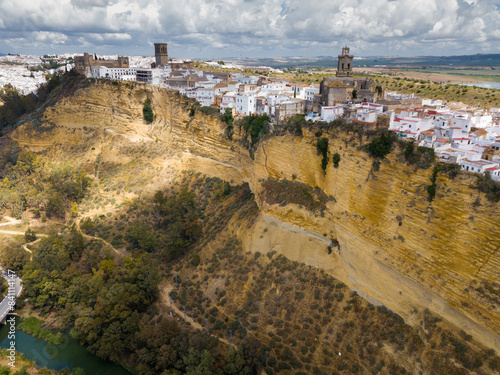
[33,31,68,44]
[0,0,498,57]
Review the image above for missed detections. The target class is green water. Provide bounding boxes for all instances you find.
[0,316,132,375]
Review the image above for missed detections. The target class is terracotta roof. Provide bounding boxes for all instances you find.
[435,138,451,143]
[421,130,435,136]
[471,129,487,136]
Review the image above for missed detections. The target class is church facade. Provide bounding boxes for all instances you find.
[319,47,377,105]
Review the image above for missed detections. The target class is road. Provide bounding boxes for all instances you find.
[0,267,22,323]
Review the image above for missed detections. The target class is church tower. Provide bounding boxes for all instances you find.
[154,43,168,67]
[336,46,353,77]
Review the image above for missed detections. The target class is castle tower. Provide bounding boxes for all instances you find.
[336,46,353,77]
[154,43,168,67]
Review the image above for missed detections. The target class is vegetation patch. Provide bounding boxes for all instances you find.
[142,97,154,123]
[0,150,91,219]
[475,171,500,202]
[427,165,440,202]
[316,137,329,173]
[222,107,234,140]
[366,131,397,159]
[401,143,435,169]
[18,317,63,345]
[237,114,270,150]
[261,178,330,212]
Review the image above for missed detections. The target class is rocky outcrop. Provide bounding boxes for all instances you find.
[11,81,500,351]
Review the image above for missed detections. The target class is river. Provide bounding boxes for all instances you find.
[0,316,132,375]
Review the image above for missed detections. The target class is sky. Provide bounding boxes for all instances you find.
[0,0,499,58]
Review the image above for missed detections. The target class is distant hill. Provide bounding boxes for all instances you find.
[229,53,500,69]
[356,54,500,68]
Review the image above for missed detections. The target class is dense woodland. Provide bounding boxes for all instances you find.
[0,150,90,219]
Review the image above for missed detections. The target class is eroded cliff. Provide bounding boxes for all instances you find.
[10,81,500,352]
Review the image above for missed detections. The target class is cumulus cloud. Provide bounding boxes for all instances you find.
[0,0,498,57]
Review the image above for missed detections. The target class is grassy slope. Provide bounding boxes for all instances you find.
[372,75,500,109]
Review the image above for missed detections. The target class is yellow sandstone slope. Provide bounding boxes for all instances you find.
[10,81,500,352]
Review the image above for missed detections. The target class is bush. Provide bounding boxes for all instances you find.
[366,131,395,158]
[237,114,270,148]
[475,171,500,202]
[143,98,154,123]
[402,143,435,169]
[316,138,329,173]
[191,253,201,267]
[439,163,461,179]
[332,153,341,168]
[24,228,37,242]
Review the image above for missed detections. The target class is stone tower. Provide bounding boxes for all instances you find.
[336,46,353,77]
[154,43,168,67]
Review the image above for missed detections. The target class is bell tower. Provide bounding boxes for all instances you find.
[154,43,168,67]
[336,46,353,77]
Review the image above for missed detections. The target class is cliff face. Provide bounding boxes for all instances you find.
[11,81,500,352]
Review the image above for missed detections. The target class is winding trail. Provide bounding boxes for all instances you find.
[1,214,234,348]
[0,216,48,261]
[74,216,124,256]
[160,283,234,348]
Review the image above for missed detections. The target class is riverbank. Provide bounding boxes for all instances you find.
[18,317,63,345]
[0,317,132,375]
[0,348,58,374]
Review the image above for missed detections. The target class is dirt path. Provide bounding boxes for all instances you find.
[74,215,126,256]
[22,237,44,261]
[160,283,234,347]
[0,216,21,227]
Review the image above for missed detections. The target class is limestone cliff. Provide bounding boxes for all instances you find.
[10,81,500,352]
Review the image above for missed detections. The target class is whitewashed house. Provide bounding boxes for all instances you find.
[235,94,257,115]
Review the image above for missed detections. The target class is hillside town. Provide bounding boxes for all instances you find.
[2,45,500,181]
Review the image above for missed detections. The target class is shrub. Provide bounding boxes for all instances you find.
[316,138,329,173]
[24,228,37,242]
[475,171,500,202]
[427,165,440,202]
[332,153,341,168]
[366,131,395,158]
[439,162,461,179]
[192,253,201,267]
[143,98,154,123]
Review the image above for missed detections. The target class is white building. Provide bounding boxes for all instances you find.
[459,158,497,174]
[235,94,257,115]
[91,66,137,80]
[471,114,493,128]
[321,106,344,122]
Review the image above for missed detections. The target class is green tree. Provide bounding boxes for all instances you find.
[316,138,329,173]
[127,221,157,252]
[143,98,154,123]
[366,132,395,159]
[223,347,252,375]
[332,153,341,168]
[183,348,214,375]
[222,108,234,140]
[25,228,37,242]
